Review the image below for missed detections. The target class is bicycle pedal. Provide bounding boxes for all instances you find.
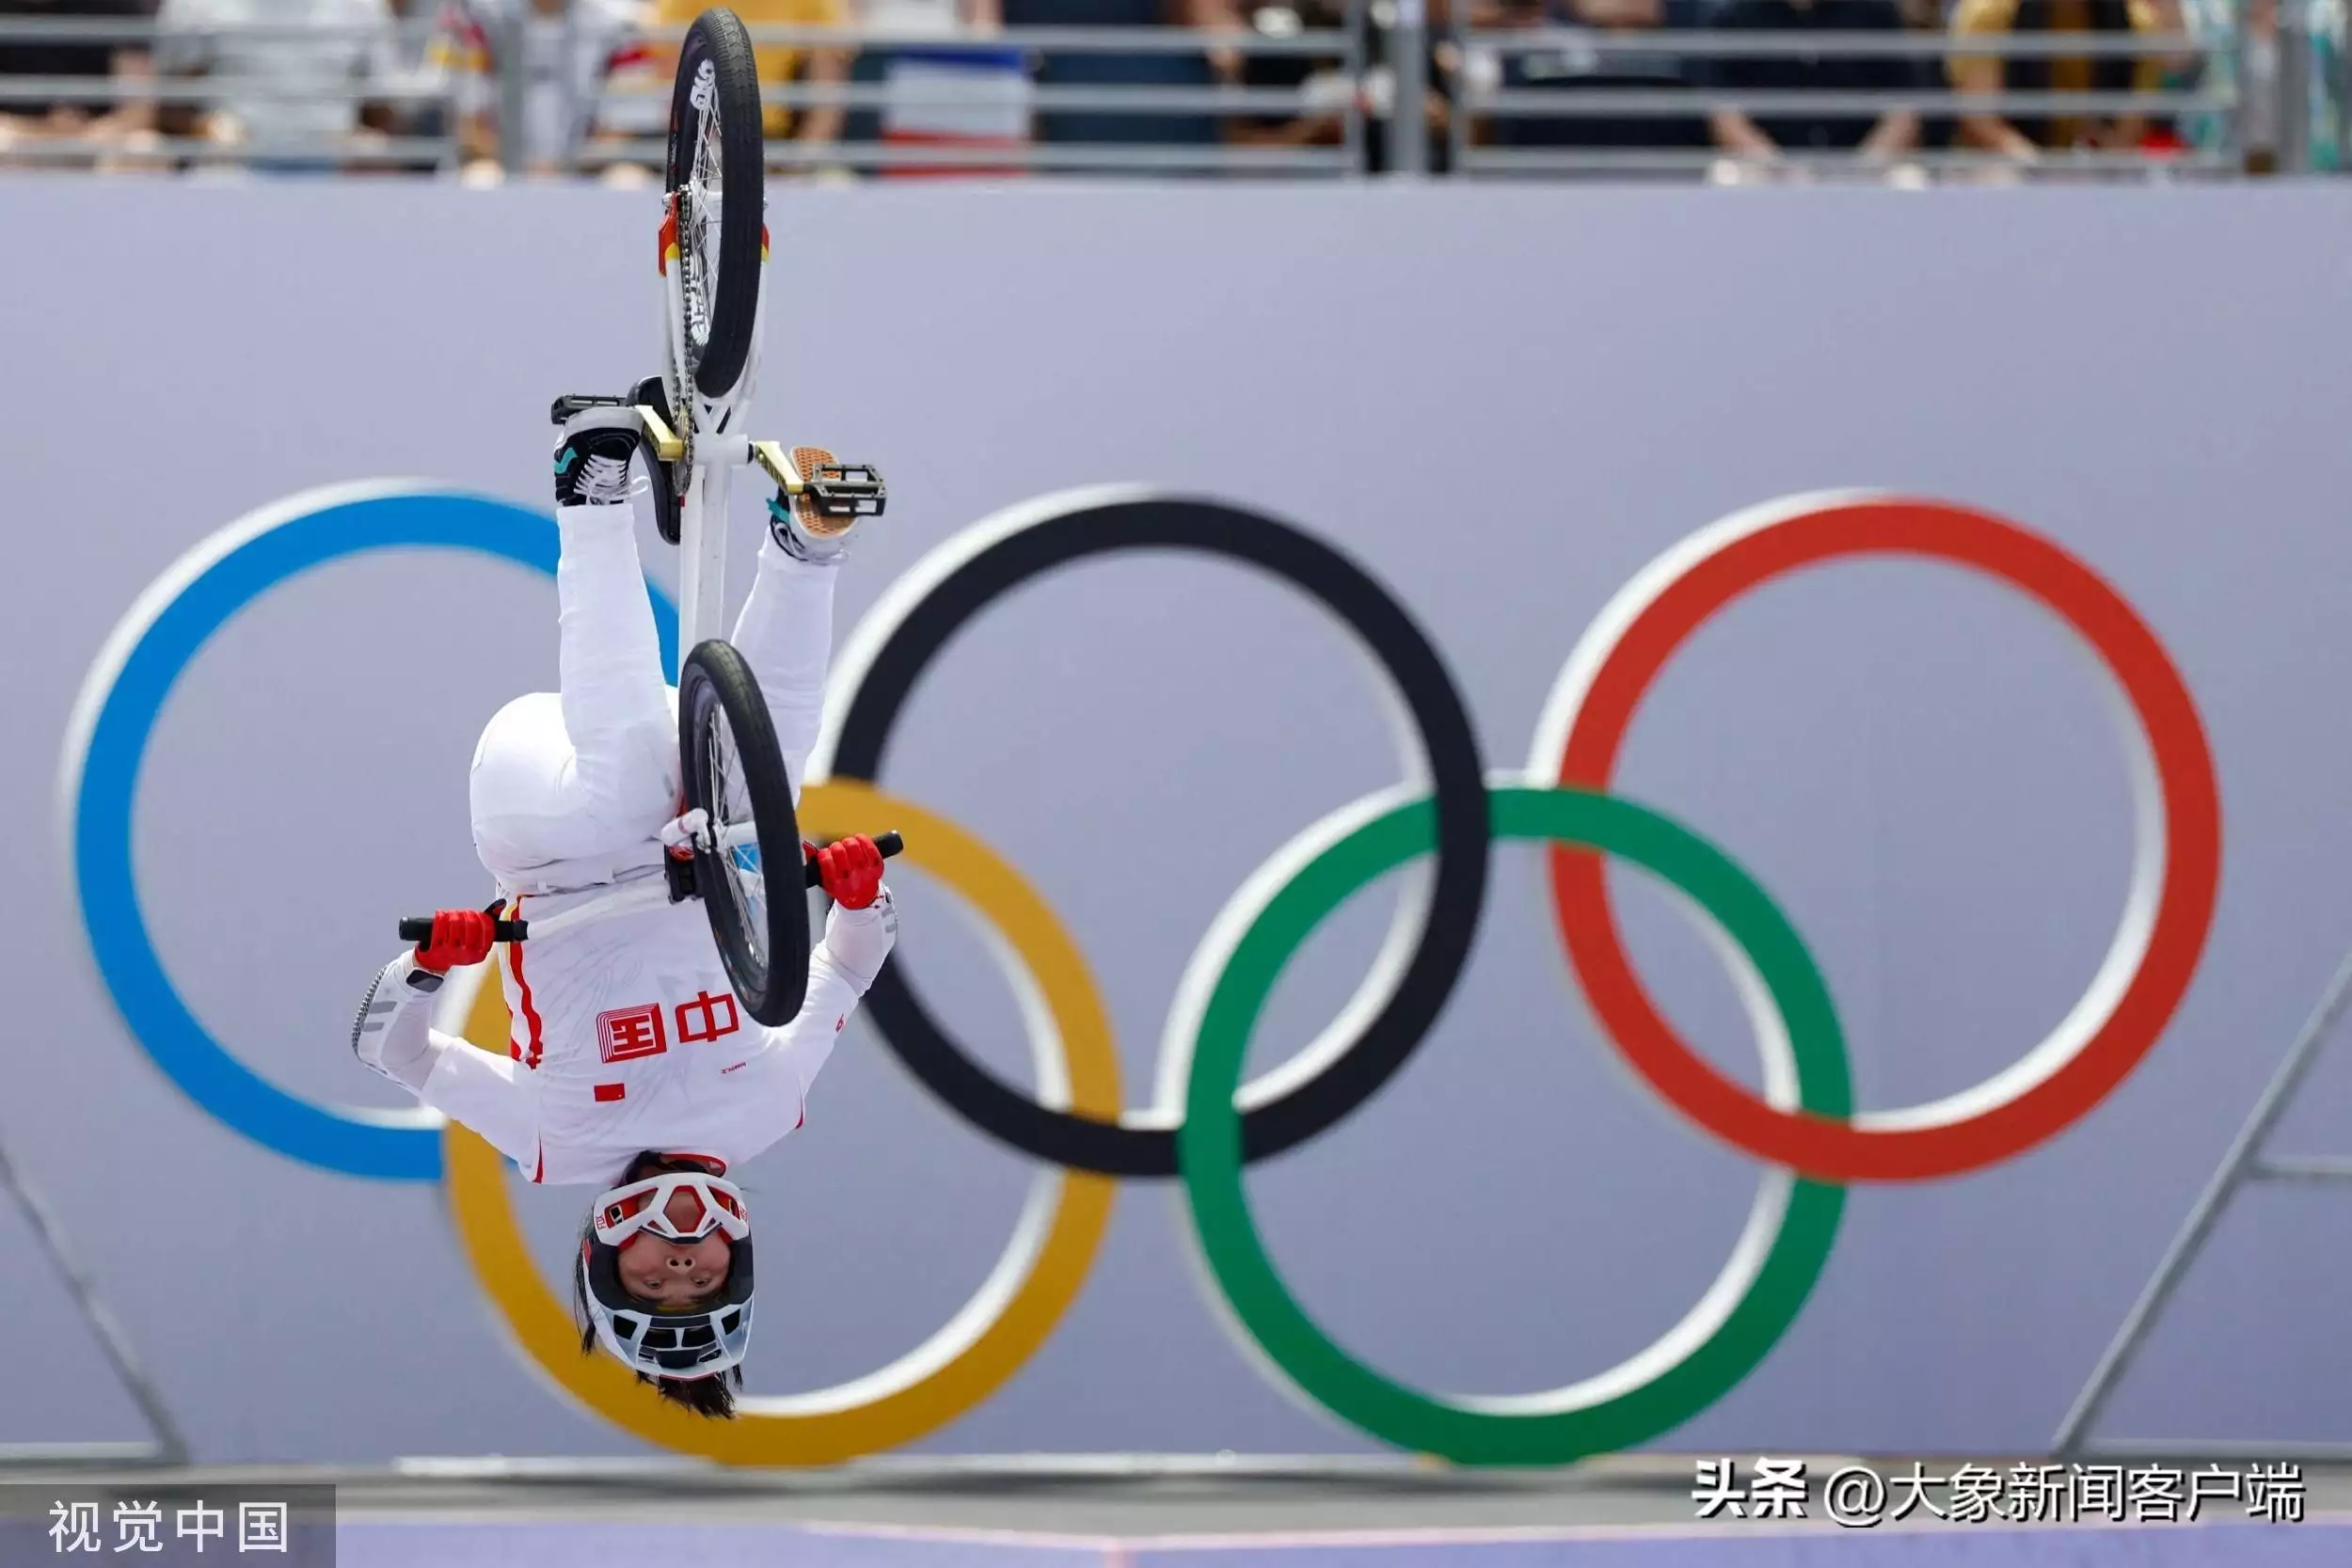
[550,392,633,425]
[808,461,886,520]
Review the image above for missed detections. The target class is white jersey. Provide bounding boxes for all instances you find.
[415,885,873,1186]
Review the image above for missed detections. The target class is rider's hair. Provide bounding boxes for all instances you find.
[572,1151,744,1421]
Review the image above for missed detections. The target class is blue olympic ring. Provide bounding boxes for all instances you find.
[66,484,678,1181]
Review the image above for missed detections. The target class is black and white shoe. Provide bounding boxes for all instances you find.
[549,394,644,510]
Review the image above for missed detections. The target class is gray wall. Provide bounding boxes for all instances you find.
[4,178,2350,1464]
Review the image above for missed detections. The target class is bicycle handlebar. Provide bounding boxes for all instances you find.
[835,830,905,879]
[396,916,527,943]
[398,830,903,944]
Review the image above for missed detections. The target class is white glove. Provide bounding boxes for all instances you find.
[819,886,898,991]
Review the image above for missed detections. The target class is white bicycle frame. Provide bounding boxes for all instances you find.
[664,166,768,655]
[653,213,825,656]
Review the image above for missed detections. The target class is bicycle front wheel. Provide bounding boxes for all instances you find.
[665,7,766,403]
[678,639,808,1027]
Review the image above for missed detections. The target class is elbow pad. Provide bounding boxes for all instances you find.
[820,887,898,992]
[352,952,448,1093]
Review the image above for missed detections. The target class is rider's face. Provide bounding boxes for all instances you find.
[615,1186,735,1306]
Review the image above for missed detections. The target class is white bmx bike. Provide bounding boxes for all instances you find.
[402,8,895,1027]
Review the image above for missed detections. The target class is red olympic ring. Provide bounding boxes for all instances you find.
[1541,495,2222,1181]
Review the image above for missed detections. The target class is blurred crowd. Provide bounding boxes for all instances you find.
[1311,0,2342,176]
[0,0,2336,175]
[1237,0,2343,176]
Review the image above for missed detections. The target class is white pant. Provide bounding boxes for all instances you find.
[469,503,837,895]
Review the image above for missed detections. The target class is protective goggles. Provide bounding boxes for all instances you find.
[591,1171,752,1249]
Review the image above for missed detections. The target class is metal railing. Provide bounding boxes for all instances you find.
[0,7,2336,180]
[1447,23,2294,178]
[578,19,1374,178]
[0,16,459,170]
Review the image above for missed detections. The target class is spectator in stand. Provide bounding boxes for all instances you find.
[1706,0,1923,179]
[1226,0,1479,174]
[1223,0,1354,158]
[1011,0,1234,153]
[427,0,644,177]
[1483,0,1712,172]
[0,0,157,166]
[841,0,1024,177]
[365,0,471,171]
[153,0,400,170]
[2178,0,2342,171]
[1893,0,1955,160]
[1947,0,2161,165]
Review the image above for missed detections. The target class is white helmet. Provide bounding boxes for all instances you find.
[576,1169,755,1381]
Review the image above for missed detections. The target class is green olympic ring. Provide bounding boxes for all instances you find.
[1175,784,1852,1465]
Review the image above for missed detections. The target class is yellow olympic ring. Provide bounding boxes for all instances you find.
[442,779,1121,1464]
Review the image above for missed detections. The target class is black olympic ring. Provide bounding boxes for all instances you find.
[825,496,1492,1177]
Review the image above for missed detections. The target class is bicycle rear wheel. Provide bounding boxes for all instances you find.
[665,7,765,404]
[678,640,808,1027]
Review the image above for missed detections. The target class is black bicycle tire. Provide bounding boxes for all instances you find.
[678,639,808,1027]
[665,8,765,402]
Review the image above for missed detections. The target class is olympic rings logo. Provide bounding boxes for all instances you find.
[64,483,2220,1467]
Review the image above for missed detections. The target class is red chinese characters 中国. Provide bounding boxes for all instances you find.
[675,990,740,1044]
[596,1004,668,1063]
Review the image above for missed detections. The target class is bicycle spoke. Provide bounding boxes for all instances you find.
[706,712,766,976]
[684,97,723,360]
